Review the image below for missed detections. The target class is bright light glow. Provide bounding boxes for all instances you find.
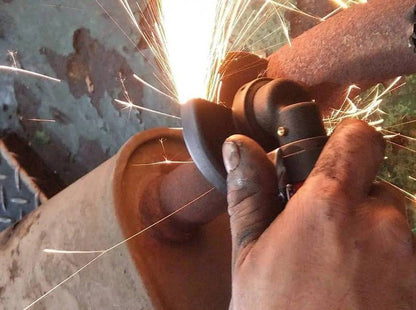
[118,0,295,103]
[160,1,218,103]
[331,0,348,8]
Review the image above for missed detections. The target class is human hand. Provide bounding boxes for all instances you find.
[222,119,415,310]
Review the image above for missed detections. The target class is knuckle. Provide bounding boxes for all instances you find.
[337,119,384,147]
[342,120,385,157]
[299,180,352,223]
[297,191,352,227]
[372,207,414,253]
[312,199,351,225]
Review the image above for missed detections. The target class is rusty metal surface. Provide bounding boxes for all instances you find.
[268,0,416,112]
[159,162,226,226]
[0,0,180,187]
[113,128,231,309]
[0,140,47,231]
[288,0,337,38]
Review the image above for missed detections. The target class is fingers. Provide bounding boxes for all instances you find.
[304,119,386,204]
[222,135,282,259]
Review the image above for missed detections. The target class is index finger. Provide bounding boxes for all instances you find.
[302,119,386,204]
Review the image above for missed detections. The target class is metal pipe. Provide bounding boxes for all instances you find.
[0,128,232,309]
[139,162,227,241]
[159,163,226,226]
[268,0,416,112]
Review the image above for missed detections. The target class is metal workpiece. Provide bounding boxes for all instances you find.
[267,0,416,112]
[158,163,226,227]
[0,128,231,310]
[140,161,227,242]
[113,128,231,309]
[0,141,154,309]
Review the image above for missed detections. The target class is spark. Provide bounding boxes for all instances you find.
[113,0,370,104]
[0,65,61,82]
[133,74,177,101]
[331,0,349,9]
[150,0,367,102]
[22,118,57,123]
[323,0,367,21]
[269,1,322,22]
[276,9,291,47]
[324,77,415,204]
[382,129,416,142]
[118,0,303,103]
[385,140,416,154]
[43,249,104,254]
[377,177,416,202]
[324,78,404,133]
[133,138,193,166]
[385,120,416,129]
[95,0,177,102]
[114,73,180,119]
[23,188,215,310]
[132,160,194,167]
[114,99,180,120]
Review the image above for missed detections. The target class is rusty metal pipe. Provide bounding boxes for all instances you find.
[139,161,227,241]
[268,0,416,112]
[159,163,226,226]
[0,128,231,309]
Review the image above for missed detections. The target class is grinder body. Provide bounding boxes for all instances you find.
[182,77,328,201]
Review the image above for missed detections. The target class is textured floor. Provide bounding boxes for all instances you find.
[0,0,180,186]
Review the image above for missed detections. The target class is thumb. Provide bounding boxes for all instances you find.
[223,135,283,261]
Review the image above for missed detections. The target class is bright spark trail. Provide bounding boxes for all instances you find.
[120,0,315,103]
[0,65,61,82]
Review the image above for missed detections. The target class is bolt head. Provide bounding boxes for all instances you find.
[277,126,287,137]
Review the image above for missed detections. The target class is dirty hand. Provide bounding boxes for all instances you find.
[222,119,416,310]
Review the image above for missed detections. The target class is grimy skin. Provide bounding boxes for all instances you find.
[222,119,416,310]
